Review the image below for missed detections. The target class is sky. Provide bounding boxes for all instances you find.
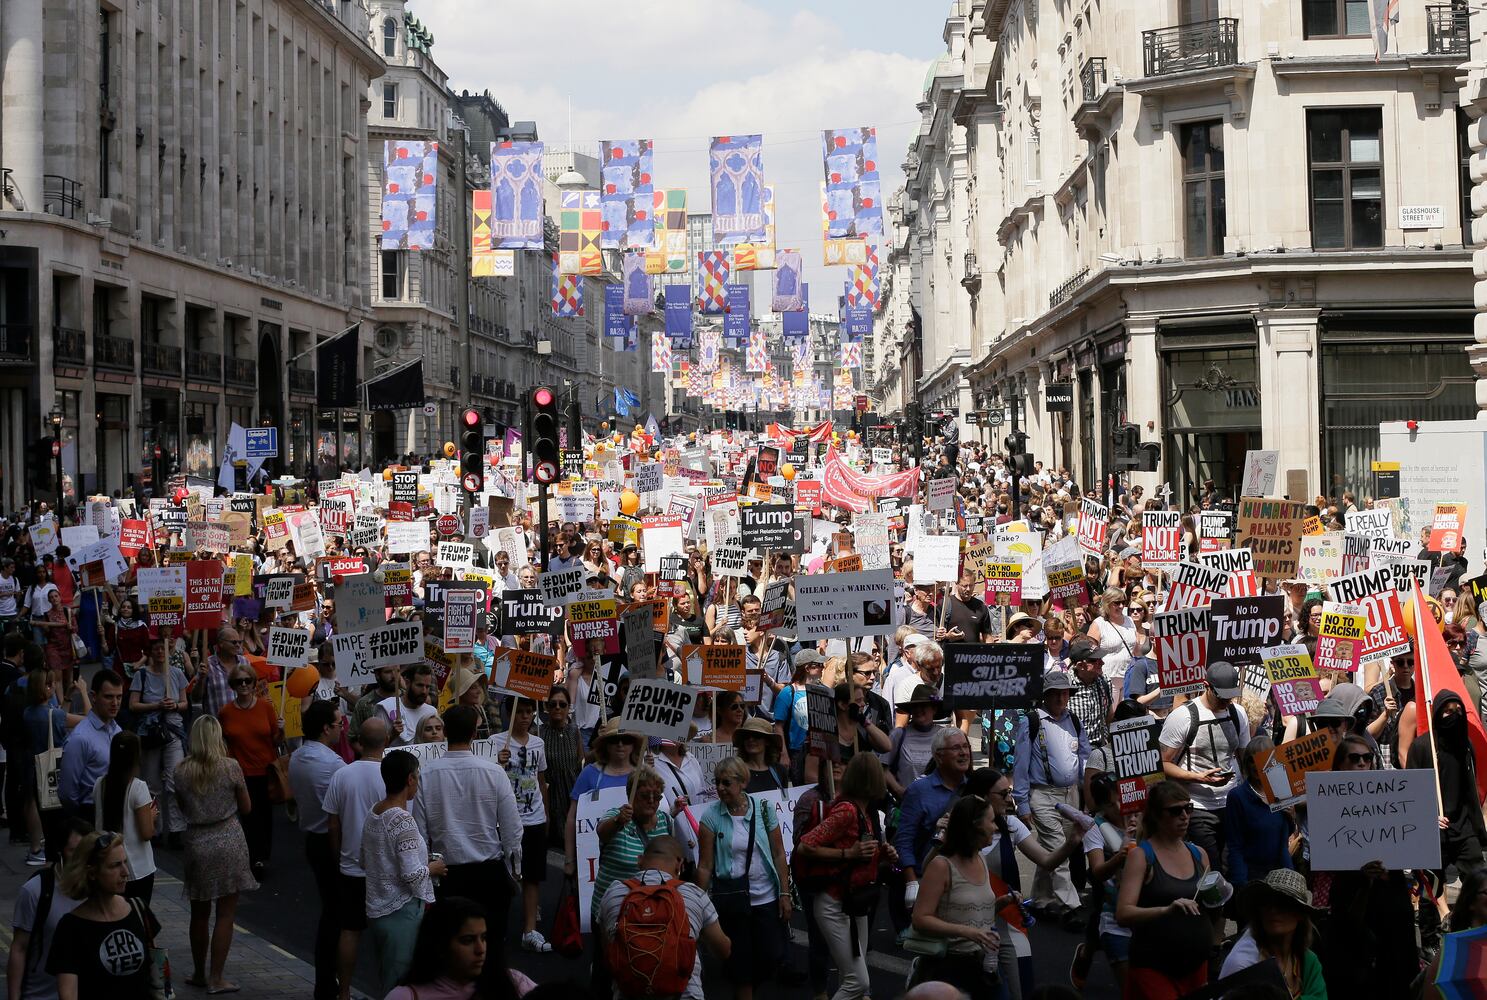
[413,0,949,296]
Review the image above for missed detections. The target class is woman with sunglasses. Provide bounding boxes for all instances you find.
[1311,732,1418,997]
[217,665,283,878]
[172,715,257,993]
[1086,588,1142,688]
[1116,781,1213,998]
[494,696,552,954]
[537,684,581,844]
[709,688,748,747]
[46,830,160,1000]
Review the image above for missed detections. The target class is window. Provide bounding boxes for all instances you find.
[1460,108,1476,246]
[1303,0,1370,38]
[382,17,397,57]
[382,83,397,120]
[1180,120,1226,258]
[1025,132,1042,185]
[1308,108,1383,249]
[380,250,405,300]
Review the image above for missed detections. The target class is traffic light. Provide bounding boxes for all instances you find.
[1004,431,1035,477]
[459,408,483,493]
[527,386,561,485]
[1136,441,1161,473]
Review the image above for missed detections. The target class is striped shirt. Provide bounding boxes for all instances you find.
[194,654,235,720]
[592,808,674,914]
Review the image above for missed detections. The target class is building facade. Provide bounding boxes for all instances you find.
[0,0,384,509]
[906,0,1475,506]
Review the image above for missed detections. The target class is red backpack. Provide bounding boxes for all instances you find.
[606,877,697,999]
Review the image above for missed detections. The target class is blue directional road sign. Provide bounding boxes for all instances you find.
[245,427,279,458]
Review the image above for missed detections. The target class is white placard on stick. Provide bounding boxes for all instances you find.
[1306,768,1441,872]
[914,534,963,584]
[618,678,698,741]
[266,627,312,669]
[794,569,896,640]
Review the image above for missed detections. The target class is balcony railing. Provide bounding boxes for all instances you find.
[94,332,134,371]
[185,349,222,381]
[142,342,182,376]
[1142,18,1239,77]
[1427,5,1469,56]
[226,356,256,387]
[53,326,87,365]
[1080,57,1108,102]
[1049,266,1091,310]
[0,324,33,363]
[42,175,82,220]
[288,366,316,394]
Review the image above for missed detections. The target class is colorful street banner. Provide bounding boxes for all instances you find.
[599,139,655,250]
[697,251,729,314]
[840,341,862,369]
[551,256,583,317]
[841,301,872,341]
[558,190,603,275]
[772,249,805,312]
[724,283,751,344]
[622,252,653,316]
[746,330,768,373]
[651,333,671,374]
[604,284,628,338]
[709,134,767,245]
[645,189,689,274]
[663,284,693,349]
[470,190,499,276]
[488,140,545,250]
[381,140,438,250]
[821,181,868,266]
[822,127,884,240]
[698,327,721,370]
[846,244,881,307]
[782,284,809,339]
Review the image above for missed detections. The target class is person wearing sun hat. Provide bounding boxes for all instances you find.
[732,716,788,794]
[1218,869,1327,996]
[562,717,643,881]
[1013,671,1090,921]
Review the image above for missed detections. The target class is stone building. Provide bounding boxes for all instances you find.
[0,0,384,509]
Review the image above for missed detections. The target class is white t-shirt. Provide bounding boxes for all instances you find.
[322,759,388,876]
[1219,929,1264,978]
[1081,818,1131,939]
[12,869,82,1000]
[1158,700,1250,811]
[0,573,20,617]
[730,808,778,905]
[378,696,438,746]
[492,731,547,826]
[981,814,1034,879]
[93,776,155,880]
[27,581,56,617]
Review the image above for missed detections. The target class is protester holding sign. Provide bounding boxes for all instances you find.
[562,719,643,881]
[1406,690,1487,880]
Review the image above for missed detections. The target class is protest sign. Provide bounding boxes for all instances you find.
[914,535,962,584]
[540,567,585,607]
[1345,508,1392,540]
[739,504,804,552]
[1109,716,1165,815]
[500,588,560,636]
[1369,535,1415,565]
[926,477,957,512]
[493,649,560,701]
[467,506,489,539]
[634,462,663,494]
[1329,567,1411,663]
[619,678,697,741]
[1314,603,1366,674]
[852,512,891,570]
[1162,561,1229,613]
[1307,769,1441,872]
[382,567,412,607]
[568,593,619,644]
[386,521,427,555]
[1296,533,1344,585]
[1076,499,1108,557]
[1262,644,1322,717]
[334,573,384,634]
[1342,533,1370,575]
[358,621,424,677]
[576,787,629,930]
[118,520,151,557]
[1151,606,1210,696]
[760,579,795,635]
[1428,502,1467,553]
[1256,729,1338,810]
[1207,595,1285,672]
[260,575,294,611]
[266,627,312,669]
[1241,450,1280,497]
[984,556,1023,606]
[1140,510,1183,570]
[711,544,751,578]
[28,519,58,557]
[622,602,658,678]
[1234,498,1305,578]
[391,471,418,505]
[291,581,318,614]
[806,683,838,760]
[436,541,474,569]
[133,564,184,612]
[184,561,224,630]
[147,593,184,628]
[794,569,896,640]
[681,645,746,691]
[686,741,736,805]
[1301,515,1324,537]
[1043,536,1088,607]
[1198,510,1233,552]
[942,643,1042,710]
[443,590,477,654]
[640,516,685,573]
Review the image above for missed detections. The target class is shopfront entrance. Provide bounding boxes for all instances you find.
[1164,344,1261,506]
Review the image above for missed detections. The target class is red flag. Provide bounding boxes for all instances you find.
[1412,579,1487,802]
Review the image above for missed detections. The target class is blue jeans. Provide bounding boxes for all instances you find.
[368,898,424,995]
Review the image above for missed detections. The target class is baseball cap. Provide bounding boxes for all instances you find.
[1067,637,1103,662]
[902,633,929,649]
[1206,661,1242,700]
[1043,671,1073,693]
[795,649,825,666]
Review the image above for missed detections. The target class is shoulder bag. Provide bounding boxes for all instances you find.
[34,712,62,812]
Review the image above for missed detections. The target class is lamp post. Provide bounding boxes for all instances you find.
[48,405,64,515]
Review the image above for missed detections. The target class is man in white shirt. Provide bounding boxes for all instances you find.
[1159,661,1250,884]
[377,664,437,746]
[322,717,388,1000]
[289,701,347,1000]
[0,559,21,629]
[413,705,523,942]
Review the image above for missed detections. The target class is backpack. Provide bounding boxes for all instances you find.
[607,877,697,999]
[1025,707,1082,777]
[1171,700,1242,771]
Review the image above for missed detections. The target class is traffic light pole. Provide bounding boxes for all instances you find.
[539,484,550,573]
[1009,399,1022,523]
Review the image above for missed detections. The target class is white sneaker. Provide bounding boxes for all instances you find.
[23,850,46,867]
[520,930,552,953]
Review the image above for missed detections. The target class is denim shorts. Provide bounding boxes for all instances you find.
[1101,930,1132,964]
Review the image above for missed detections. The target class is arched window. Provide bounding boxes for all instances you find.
[382,18,397,57]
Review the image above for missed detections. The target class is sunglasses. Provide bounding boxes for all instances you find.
[1342,751,1377,766]
[1165,803,1194,816]
[231,677,255,688]
[547,700,569,709]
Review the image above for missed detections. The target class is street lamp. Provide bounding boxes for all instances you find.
[48,405,64,513]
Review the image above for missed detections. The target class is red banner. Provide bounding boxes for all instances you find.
[819,448,921,514]
[118,520,152,558]
[184,560,225,630]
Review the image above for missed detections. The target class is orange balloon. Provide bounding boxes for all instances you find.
[442,441,457,459]
[1403,593,1445,638]
[780,463,796,481]
[286,665,321,698]
[620,489,640,516]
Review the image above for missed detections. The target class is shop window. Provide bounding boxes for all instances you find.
[1303,0,1370,38]
[1180,120,1226,258]
[1308,108,1384,250]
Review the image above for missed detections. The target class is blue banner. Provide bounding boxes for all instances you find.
[604,284,628,338]
[709,135,767,245]
[664,285,693,350]
[724,283,751,344]
[782,283,810,338]
[822,127,884,240]
[842,302,872,341]
[488,141,545,250]
[599,139,656,250]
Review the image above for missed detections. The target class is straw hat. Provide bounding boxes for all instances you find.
[732,716,783,753]
[446,667,484,701]
[592,717,645,752]
[1241,869,1321,918]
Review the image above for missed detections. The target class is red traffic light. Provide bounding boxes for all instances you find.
[534,387,554,407]
[462,408,481,427]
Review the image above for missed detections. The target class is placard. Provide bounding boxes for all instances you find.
[184,561,225,630]
[1345,507,1393,541]
[1296,533,1344,585]
[1162,561,1229,613]
[391,471,419,505]
[386,521,428,555]
[1207,595,1285,671]
[437,541,474,569]
[926,477,957,512]
[1429,502,1467,553]
[739,504,805,552]
[984,556,1023,606]
[1141,510,1183,570]
[1262,644,1322,717]
[711,544,751,578]
[1076,499,1108,557]
[1199,510,1233,552]
[914,535,962,584]
[1109,716,1165,815]
[1151,606,1209,696]
[1241,450,1279,497]
[622,602,658,679]
[444,590,478,654]
[806,683,838,760]
[681,644,746,691]
[640,516,686,573]
[1256,729,1338,811]
[1234,498,1305,579]
[494,648,561,702]
[794,569,896,640]
[383,567,413,607]
[500,588,560,635]
[1329,567,1410,663]
[266,627,312,669]
[362,621,425,674]
[540,567,585,607]
[1307,768,1442,872]
[619,678,697,741]
[1314,603,1366,674]
[942,643,1042,710]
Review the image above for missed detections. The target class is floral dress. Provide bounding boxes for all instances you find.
[172,758,259,901]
